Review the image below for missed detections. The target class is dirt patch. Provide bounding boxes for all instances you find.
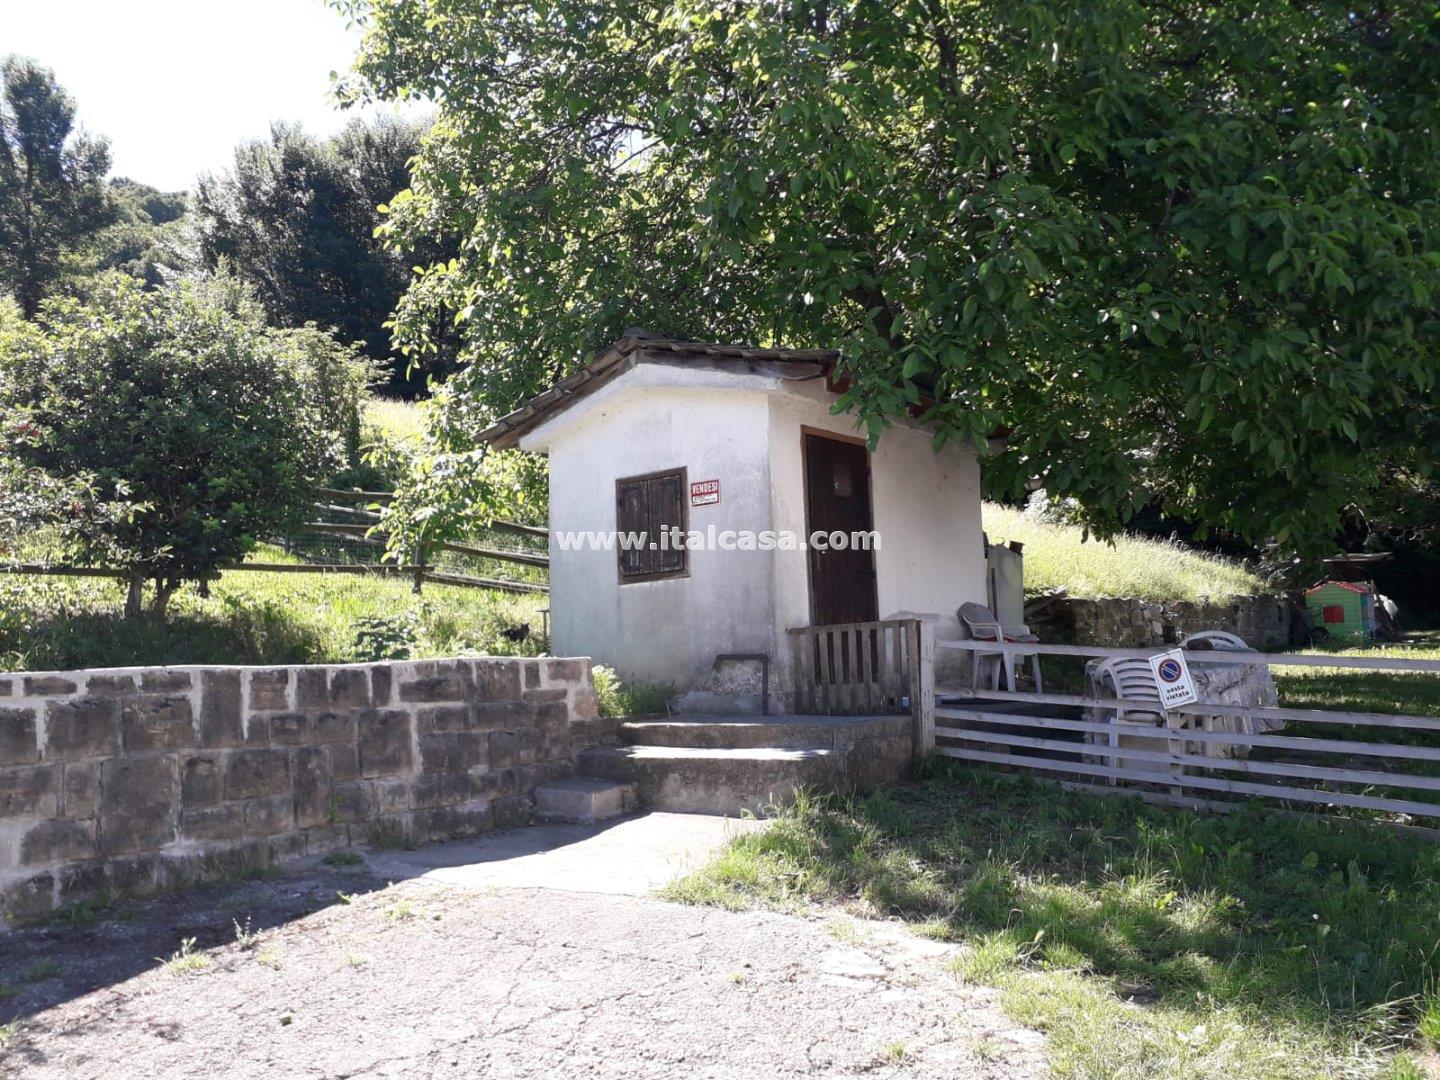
[0,859,1044,1078]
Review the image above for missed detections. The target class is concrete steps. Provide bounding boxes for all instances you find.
[578,744,844,816]
[533,777,638,824]
[620,718,831,750]
[574,713,915,816]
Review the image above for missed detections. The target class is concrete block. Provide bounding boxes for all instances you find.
[473,660,521,701]
[244,793,294,836]
[267,711,308,745]
[0,707,38,764]
[199,670,244,747]
[313,711,357,744]
[181,754,223,807]
[86,674,137,696]
[399,673,467,703]
[292,746,333,828]
[120,696,195,751]
[99,755,178,855]
[328,668,370,708]
[295,667,328,709]
[248,670,290,711]
[489,728,538,769]
[415,705,472,733]
[25,675,77,695]
[0,764,57,816]
[22,818,97,865]
[60,760,102,818]
[45,697,120,760]
[544,658,588,686]
[141,669,193,693]
[225,748,290,800]
[328,743,359,781]
[534,778,636,824]
[357,710,412,777]
[369,665,392,706]
[419,732,488,775]
[181,802,246,842]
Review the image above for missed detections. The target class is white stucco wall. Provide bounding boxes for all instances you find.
[521,362,985,706]
[526,370,780,688]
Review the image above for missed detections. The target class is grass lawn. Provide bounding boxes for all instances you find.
[0,543,548,672]
[364,396,426,450]
[1271,627,1440,720]
[665,764,1440,1079]
[983,503,1264,602]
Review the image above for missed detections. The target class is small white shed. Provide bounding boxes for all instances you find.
[478,333,989,712]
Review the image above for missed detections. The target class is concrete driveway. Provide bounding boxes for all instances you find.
[0,814,1045,1079]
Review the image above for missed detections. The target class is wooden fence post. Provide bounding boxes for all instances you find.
[906,619,936,768]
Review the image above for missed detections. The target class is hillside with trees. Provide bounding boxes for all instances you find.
[336,0,1439,570]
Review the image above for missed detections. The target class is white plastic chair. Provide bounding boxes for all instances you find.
[1178,630,1249,651]
[959,602,1043,693]
[1092,657,1167,783]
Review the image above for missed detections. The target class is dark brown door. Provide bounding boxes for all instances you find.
[804,432,879,625]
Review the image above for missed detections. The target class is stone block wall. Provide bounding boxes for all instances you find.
[0,656,596,925]
[1041,594,1297,648]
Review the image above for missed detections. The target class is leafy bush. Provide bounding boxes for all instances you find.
[350,610,423,661]
[0,273,370,616]
[593,665,672,718]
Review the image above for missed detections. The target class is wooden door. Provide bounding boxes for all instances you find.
[804,432,879,625]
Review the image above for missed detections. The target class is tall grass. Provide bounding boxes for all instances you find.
[364,397,426,450]
[982,502,1264,602]
[0,544,547,672]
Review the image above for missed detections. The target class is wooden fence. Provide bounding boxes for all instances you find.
[0,488,552,596]
[930,639,1440,824]
[788,619,935,762]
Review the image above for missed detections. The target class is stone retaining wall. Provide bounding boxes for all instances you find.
[0,656,596,925]
[1041,594,1297,648]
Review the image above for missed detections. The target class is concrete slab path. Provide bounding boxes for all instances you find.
[0,814,1048,1079]
[365,811,767,895]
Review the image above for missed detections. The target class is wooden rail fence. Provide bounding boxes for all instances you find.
[930,639,1440,825]
[788,619,935,763]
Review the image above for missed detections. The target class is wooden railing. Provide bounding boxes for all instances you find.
[788,619,935,763]
[931,639,1440,825]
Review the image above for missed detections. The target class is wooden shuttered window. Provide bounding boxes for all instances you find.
[615,468,688,582]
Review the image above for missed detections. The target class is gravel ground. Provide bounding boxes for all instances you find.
[0,857,1045,1078]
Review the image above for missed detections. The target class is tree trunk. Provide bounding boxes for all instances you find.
[150,578,178,620]
[124,574,144,619]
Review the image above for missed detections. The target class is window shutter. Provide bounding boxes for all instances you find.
[616,468,688,581]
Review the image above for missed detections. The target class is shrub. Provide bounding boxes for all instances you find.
[0,273,369,616]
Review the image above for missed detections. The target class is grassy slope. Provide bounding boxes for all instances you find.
[364,397,426,449]
[0,544,547,672]
[665,767,1439,1079]
[982,503,1264,602]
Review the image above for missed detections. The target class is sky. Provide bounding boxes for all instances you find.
[2,0,420,191]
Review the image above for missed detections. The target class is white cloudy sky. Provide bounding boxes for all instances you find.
[3,0,420,190]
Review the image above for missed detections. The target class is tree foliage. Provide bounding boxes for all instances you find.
[91,177,194,289]
[0,274,370,616]
[336,0,1440,551]
[193,116,453,395]
[0,55,114,317]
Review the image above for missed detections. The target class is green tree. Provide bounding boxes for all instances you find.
[0,274,370,617]
[0,56,114,317]
[193,116,454,395]
[91,177,194,289]
[335,0,1440,551]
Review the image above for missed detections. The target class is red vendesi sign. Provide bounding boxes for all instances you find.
[690,479,720,506]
